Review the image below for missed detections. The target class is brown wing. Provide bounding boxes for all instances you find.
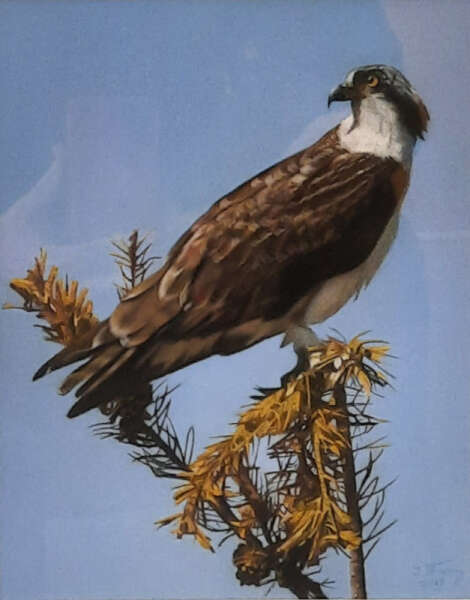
[37,126,408,417]
[110,127,406,347]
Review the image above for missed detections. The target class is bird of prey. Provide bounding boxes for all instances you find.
[34,64,429,418]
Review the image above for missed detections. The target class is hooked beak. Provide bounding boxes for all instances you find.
[327,84,353,108]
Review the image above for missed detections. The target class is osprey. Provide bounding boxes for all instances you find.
[35,64,429,417]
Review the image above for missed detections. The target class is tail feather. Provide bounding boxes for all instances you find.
[67,395,105,419]
[34,318,215,418]
[74,346,135,399]
[67,388,119,419]
[66,346,142,418]
[58,344,124,396]
[32,321,109,381]
[33,319,147,418]
[33,345,100,381]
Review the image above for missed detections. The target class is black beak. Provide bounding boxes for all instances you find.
[327,84,353,108]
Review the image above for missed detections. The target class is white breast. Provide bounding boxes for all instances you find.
[338,96,415,169]
[304,209,400,325]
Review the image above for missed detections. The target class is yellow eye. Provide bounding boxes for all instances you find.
[367,75,380,88]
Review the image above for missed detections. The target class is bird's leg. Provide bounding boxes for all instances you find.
[280,325,320,387]
[280,347,311,387]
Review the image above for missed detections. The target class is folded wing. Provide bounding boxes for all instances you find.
[35,127,406,416]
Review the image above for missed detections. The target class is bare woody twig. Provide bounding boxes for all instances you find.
[336,384,367,599]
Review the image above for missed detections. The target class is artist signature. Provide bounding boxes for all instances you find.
[413,560,464,591]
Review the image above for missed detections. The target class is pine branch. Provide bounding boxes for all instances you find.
[111,230,159,299]
[335,384,367,599]
[277,563,328,599]
[5,235,397,600]
[4,249,98,347]
[154,337,393,598]
[92,383,193,475]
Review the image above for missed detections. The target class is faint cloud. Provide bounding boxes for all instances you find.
[243,41,259,61]
[0,95,163,300]
[1,143,63,223]
[0,144,63,281]
[285,108,348,155]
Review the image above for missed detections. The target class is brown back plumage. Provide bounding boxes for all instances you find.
[34,126,407,417]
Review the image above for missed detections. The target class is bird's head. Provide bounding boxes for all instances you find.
[328,64,430,139]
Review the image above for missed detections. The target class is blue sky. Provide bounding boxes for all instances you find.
[1,1,469,598]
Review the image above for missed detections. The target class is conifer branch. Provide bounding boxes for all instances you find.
[5,233,397,600]
[111,230,159,299]
[335,384,367,599]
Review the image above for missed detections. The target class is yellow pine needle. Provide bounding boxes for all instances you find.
[158,335,388,558]
[230,505,258,540]
[7,250,391,568]
[6,250,98,347]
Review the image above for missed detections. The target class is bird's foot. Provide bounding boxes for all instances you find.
[252,349,311,398]
[255,328,324,396]
[251,386,280,400]
[280,348,311,388]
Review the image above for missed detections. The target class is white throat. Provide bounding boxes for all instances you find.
[338,95,415,169]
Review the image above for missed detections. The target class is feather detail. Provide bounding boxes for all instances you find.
[33,125,411,418]
[32,322,106,380]
[33,345,98,381]
[74,347,135,399]
[59,344,125,396]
